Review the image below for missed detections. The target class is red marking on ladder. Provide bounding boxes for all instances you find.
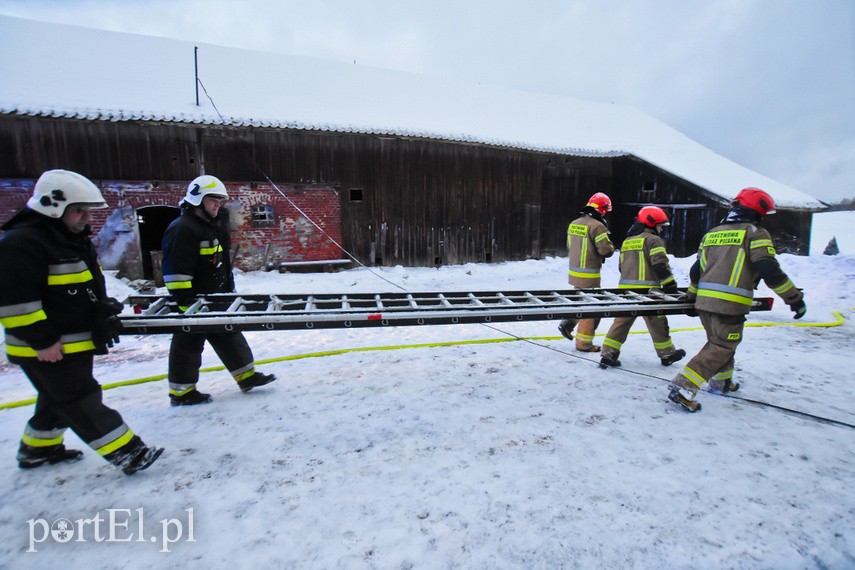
[367,314,383,320]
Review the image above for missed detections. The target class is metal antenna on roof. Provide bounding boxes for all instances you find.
[194,77,407,291]
[194,47,199,106]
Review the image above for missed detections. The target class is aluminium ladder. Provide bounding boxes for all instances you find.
[120,288,773,335]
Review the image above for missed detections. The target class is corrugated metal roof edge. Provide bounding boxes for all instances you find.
[0,106,623,159]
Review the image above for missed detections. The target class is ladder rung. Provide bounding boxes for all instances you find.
[496,293,515,306]
[184,298,205,314]
[467,293,485,306]
[524,292,545,305]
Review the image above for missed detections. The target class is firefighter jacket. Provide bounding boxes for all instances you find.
[689,221,803,315]
[617,224,677,292]
[162,206,235,310]
[0,209,108,362]
[566,210,615,288]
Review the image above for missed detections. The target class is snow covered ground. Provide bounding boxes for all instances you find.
[1,248,854,568]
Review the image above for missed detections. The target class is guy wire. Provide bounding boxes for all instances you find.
[196,76,853,431]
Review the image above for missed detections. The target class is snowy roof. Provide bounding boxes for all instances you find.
[0,15,824,210]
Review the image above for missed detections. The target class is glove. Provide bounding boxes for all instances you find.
[789,299,806,320]
[92,297,124,354]
[675,292,698,317]
[662,281,679,294]
[676,293,698,317]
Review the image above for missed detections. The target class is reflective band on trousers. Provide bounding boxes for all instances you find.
[231,363,255,380]
[90,424,135,456]
[679,365,706,388]
[22,424,67,447]
[169,383,197,396]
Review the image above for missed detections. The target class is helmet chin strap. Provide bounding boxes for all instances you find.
[192,204,215,222]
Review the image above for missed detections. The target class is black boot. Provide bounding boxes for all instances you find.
[660,349,686,366]
[668,386,702,412]
[17,443,84,469]
[710,378,741,393]
[170,389,213,406]
[106,436,164,475]
[598,354,621,369]
[557,322,574,341]
[121,446,164,475]
[237,372,277,393]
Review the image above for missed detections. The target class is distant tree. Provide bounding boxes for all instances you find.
[826,197,855,211]
[823,236,840,256]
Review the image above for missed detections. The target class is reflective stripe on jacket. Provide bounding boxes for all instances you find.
[618,228,675,290]
[0,209,106,361]
[566,214,614,288]
[161,208,234,308]
[694,222,789,314]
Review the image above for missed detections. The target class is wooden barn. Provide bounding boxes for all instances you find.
[0,16,825,281]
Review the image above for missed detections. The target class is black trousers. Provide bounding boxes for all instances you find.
[20,354,126,445]
[168,331,255,385]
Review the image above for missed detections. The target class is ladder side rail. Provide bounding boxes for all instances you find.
[119,296,770,335]
[118,302,698,334]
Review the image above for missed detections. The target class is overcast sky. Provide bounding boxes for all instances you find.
[1,0,852,203]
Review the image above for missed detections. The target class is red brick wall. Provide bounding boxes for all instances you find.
[0,179,343,274]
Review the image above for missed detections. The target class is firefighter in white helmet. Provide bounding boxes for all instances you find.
[557,192,616,351]
[0,169,163,474]
[161,174,276,405]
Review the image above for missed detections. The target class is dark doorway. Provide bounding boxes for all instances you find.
[540,165,578,256]
[137,206,180,279]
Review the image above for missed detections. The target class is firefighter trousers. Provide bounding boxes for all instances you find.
[601,315,676,359]
[673,310,745,395]
[19,355,130,450]
[168,330,256,389]
[559,317,601,350]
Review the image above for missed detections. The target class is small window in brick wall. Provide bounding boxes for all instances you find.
[251,204,276,227]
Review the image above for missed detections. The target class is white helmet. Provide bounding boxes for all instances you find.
[26,169,107,218]
[181,174,229,206]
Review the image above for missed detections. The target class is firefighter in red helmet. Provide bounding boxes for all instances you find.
[668,187,806,412]
[599,206,685,369]
[558,192,615,351]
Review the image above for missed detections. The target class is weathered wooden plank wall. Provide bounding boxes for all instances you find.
[0,114,813,266]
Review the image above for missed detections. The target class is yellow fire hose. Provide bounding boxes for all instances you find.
[0,309,848,411]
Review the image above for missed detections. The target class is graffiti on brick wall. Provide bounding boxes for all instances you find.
[1,178,343,278]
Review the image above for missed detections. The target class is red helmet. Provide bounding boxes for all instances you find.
[734,187,776,216]
[586,192,612,215]
[637,206,670,228]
